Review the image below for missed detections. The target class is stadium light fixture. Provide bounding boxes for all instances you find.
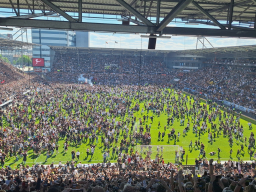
[140,35,171,39]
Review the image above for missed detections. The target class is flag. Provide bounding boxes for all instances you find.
[1,80,5,84]
[106,42,108,44]
[115,41,118,44]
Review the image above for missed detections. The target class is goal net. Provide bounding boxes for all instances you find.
[135,145,183,163]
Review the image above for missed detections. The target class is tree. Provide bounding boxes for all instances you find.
[0,54,11,64]
[15,55,32,66]
[2,57,10,64]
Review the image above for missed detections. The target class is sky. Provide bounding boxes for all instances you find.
[89,32,256,50]
[88,21,256,50]
[1,9,256,51]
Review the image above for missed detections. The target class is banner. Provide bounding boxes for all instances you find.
[34,68,42,72]
[32,58,44,67]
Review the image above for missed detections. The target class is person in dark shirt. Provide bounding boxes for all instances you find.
[23,152,27,164]
[195,158,199,169]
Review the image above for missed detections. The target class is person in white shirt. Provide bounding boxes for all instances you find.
[91,146,95,156]
[73,169,78,175]
[248,122,252,129]
[76,150,80,159]
[77,162,82,168]
[122,162,126,169]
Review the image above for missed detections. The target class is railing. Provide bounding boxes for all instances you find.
[0,99,13,108]
[0,90,30,109]
[205,61,256,67]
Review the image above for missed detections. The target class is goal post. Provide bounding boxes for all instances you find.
[135,145,183,163]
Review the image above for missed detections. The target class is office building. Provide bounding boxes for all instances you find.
[32,29,89,71]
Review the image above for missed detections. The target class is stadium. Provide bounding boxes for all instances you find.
[0,0,256,192]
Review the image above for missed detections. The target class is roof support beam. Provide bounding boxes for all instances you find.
[193,0,252,17]
[78,0,82,22]
[9,0,18,16]
[187,20,256,31]
[17,0,20,16]
[233,2,254,21]
[156,0,193,31]
[254,13,256,29]
[43,3,45,13]
[24,0,33,13]
[123,0,138,16]
[121,16,144,25]
[156,0,161,25]
[146,0,153,18]
[1,18,256,38]
[192,1,226,30]
[115,0,154,26]
[11,11,55,19]
[0,18,156,33]
[228,0,234,30]
[162,27,256,37]
[32,0,35,14]
[40,0,77,22]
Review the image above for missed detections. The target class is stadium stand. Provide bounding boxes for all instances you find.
[0,60,26,105]
[175,66,256,113]
[49,51,256,115]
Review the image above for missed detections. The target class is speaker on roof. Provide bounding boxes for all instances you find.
[148,35,156,49]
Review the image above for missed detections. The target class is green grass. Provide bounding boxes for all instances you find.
[2,89,255,168]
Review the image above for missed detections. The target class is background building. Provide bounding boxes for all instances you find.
[32,29,89,71]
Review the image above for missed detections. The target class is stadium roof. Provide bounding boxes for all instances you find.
[176,44,256,57]
[0,0,255,22]
[0,38,38,49]
[50,44,256,58]
[0,0,256,38]
[50,45,171,56]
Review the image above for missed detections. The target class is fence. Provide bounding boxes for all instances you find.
[0,90,30,109]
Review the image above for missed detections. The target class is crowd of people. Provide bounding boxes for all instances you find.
[0,82,256,192]
[0,60,24,85]
[0,52,256,191]
[0,60,32,105]
[50,50,170,85]
[2,84,255,167]
[52,51,167,75]
[175,66,256,113]
[206,58,256,65]
[1,157,256,192]
[50,51,256,114]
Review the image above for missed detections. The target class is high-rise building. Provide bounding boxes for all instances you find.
[32,29,89,71]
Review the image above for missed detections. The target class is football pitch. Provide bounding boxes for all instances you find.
[2,89,255,168]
